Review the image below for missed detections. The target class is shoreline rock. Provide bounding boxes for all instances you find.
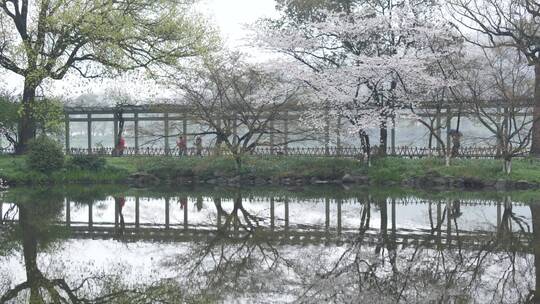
[127,171,540,191]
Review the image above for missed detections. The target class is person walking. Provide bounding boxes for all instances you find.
[176,135,187,156]
[195,136,203,157]
[115,136,126,156]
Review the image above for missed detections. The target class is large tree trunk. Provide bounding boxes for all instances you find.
[15,82,38,154]
[530,64,540,156]
[530,204,540,302]
[379,119,387,156]
[359,130,371,166]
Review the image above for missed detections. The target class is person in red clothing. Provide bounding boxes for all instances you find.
[116,136,126,156]
[176,135,187,156]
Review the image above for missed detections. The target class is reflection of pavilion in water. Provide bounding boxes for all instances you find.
[1,195,533,253]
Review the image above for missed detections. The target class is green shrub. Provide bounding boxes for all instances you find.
[67,154,106,171]
[26,136,64,173]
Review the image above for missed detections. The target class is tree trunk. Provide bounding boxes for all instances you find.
[503,157,512,175]
[235,155,242,174]
[359,130,371,167]
[379,120,387,157]
[530,64,540,156]
[15,82,38,154]
[530,204,540,303]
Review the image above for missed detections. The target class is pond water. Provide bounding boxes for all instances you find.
[0,185,538,303]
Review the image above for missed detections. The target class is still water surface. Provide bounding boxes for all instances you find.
[0,186,538,303]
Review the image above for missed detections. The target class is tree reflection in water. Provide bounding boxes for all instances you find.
[0,189,198,304]
[0,188,539,303]
[169,193,539,303]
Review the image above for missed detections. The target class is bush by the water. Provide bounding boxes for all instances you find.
[26,137,64,173]
[68,154,106,171]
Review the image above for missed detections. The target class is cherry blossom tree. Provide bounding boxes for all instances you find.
[254,0,460,163]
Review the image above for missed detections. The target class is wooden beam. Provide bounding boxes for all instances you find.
[134,113,139,154]
[284,113,289,155]
[113,117,119,147]
[270,120,275,154]
[391,118,396,155]
[324,107,330,155]
[336,116,342,156]
[65,114,70,154]
[87,113,92,152]
[164,113,170,155]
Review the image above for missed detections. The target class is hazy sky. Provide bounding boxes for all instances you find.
[0,0,281,96]
[201,0,279,48]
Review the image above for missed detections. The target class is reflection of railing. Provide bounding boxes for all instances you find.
[62,146,519,159]
[0,221,531,252]
[0,147,14,155]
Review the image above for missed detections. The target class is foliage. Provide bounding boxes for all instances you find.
[0,93,18,147]
[67,154,107,171]
[32,98,66,136]
[0,95,65,147]
[0,0,218,151]
[26,136,65,173]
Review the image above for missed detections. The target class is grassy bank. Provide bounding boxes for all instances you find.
[2,154,540,187]
[0,155,131,185]
[369,157,540,184]
[0,155,361,186]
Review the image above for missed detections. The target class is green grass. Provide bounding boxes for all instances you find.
[368,157,540,184]
[0,155,131,185]
[134,155,363,180]
[2,154,540,187]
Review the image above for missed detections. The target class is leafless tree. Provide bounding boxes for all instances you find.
[459,48,534,174]
[166,53,306,172]
[448,0,540,156]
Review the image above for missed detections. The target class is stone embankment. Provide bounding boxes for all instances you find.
[128,171,540,190]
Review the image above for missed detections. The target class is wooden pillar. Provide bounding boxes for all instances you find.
[324,107,330,156]
[164,113,170,155]
[497,201,501,227]
[284,197,289,230]
[165,197,170,229]
[114,198,119,227]
[233,116,238,145]
[437,202,442,246]
[446,108,452,153]
[87,113,92,153]
[391,198,396,235]
[65,113,70,154]
[134,113,140,154]
[65,199,71,227]
[446,200,452,246]
[336,117,342,156]
[113,116,119,147]
[436,109,442,150]
[390,118,396,155]
[325,198,330,231]
[270,120,275,154]
[284,113,289,155]
[88,203,93,228]
[216,198,222,228]
[184,198,188,230]
[337,199,342,235]
[183,113,188,154]
[270,197,275,231]
[135,196,140,228]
